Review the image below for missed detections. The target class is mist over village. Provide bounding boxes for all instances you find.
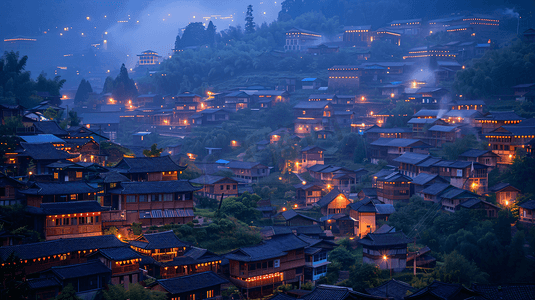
[1,0,535,299]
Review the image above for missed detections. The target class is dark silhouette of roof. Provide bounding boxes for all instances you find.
[471,283,535,300]
[519,200,535,210]
[33,121,68,136]
[489,183,520,193]
[393,153,431,165]
[113,156,186,173]
[225,234,309,262]
[405,281,478,299]
[108,180,199,194]
[38,201,106,215]
[189,175,237,185]
[366,279,416,300]
[18,143,77,160]
[0,235,125,260]
[300,285,386,300]
[155,271,228,295]
[20,181,102,196]
[281,210,318,222]
[411,174,448,186]
[26,277,61,290]
[129,230,188,250]
[294,101,330,109]
[47,261,110,280]
[96,171,131,183]
[359,231,410,247]
[92,246,143,261]
[268,293,297,300]
[460,149,498,158]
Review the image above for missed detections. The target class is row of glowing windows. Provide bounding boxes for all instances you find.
[479,120,521,124]
[164,260,221,270]
[409,50,449,54]
[447,28,468,32]
[345,30,369,33]
[377,31,401,36]
[463,18,499,22]
[116,259,141,265]
[486,135,535,139]
[391,22,420,26]
[470,23,499,26]
[286,32,321,38]
[329,76,358,79]
[328,68,358,71]
[1,249,98,266]
[4,38,37,42]
[403,54,456,58]
[243,272,283,282]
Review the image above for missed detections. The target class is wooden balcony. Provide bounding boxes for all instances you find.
[112,264,140,275]
[46,224,101,239]
[230,273,284,289]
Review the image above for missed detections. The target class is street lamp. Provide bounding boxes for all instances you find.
[383,255,392,278]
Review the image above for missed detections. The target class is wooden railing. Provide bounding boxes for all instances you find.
[46,224,101,237]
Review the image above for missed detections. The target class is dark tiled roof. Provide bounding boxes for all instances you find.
[301,145,325,152]
[359,231,410,247]
[317,188,344,208]
[408,118,439,124]
[519,200,535,210]
[428,125,458,132]
[393,153,431,165]
[268,293,298,300]
[108,180,199,194]
[225,234,309,262]
[360,188,377,197]
[0,235,125,261]
[370,138,429,148]
[377,172,412,183]
[471,283,535,300]
[26,277,61,290]
[20,181,102,196]
[184,246,221,263]
[130,230,188,250]
[226,160,266,170]
[34,121,68,136]
[49,261,111,280]
[421,183,451,196]
[97,171,131,183]
[301,285,385,300]
[489,183,520,193]
[458,198,499,209]
[19,143,77,160]
[478,111,524,121]
[281,210,318,222]
[366,279,416,300]
[406,281,478,299]
[94,247,143,261]
[459,149,496,158]
[365,127,412,134]
[412,109,448,118]
[375,204,396,215]
[411,173,447,186]
[190,175,237,185]
[374,224,395,234]
[114,156,185,173]
[39,201,106,215]
[156,271,228,295]
[440,187,478,200]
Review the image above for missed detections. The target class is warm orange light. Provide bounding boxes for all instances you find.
[383,255,387,260]
[361,96,365,101]
[505,200,509,206]
[282,207,286,211]
[117,234,121,239]
[279,177,282,180]
[294,204,298,208]
[391,93,395,98]
[302,181,306,185]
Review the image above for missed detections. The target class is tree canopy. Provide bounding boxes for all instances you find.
[245,5,256,34]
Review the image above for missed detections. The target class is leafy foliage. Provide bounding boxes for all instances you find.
[219,192,262,223]
[74,79,93,106]
[0,51,66,108]
[453,41,535,98]
[245,5,256,34]
[143,144,163,157]
[54,284,82,300]
[112,64,137,102]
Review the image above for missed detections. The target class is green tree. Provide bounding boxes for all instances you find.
[102,76,114,94]
[328,245,355,270]
[0,252,28,299]
[143,144,163,157]
[245,5,255,34]
[54,284,82,300]
[67,111,81,127]
[440,134,482,161]
[432,251,488,286]
[219,193,262,223]
[103,284,127,300]
[74,79,93,106]
[174,31,182,50]
[206,21,216,46]
[35,72,66,106]
[349,263,383,292]
[43,108,63,121]
[180,23,207,48]
[127,283,166,300]
[112,64,137,102]
[131,222,142,235]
